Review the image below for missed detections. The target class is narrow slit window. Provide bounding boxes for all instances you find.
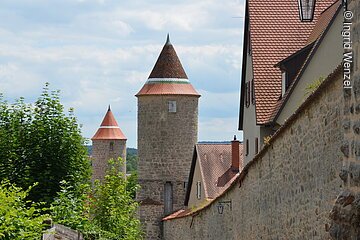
[164,182,173,215]
[109,142,114,151]
[255,137,258,154]
[245,139,249,156]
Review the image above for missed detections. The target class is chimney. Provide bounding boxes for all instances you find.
[231,135,240,172]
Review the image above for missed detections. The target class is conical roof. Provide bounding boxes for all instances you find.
[136,34,200,97]
[92,106,127,140]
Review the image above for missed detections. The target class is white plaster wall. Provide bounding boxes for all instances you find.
[277,10,343,125]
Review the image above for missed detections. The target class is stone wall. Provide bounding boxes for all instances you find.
[91,139,126,182]
[43,224,83,240]
[329,1,360,238]
[137,95,199,239]
[164,69,343,239]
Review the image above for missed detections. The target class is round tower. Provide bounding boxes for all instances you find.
[136,35,200,239]
[91,106,127,182]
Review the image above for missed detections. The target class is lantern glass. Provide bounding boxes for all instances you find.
[298,0,316,22]
[217,204,224,214]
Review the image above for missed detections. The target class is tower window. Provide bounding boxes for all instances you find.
[164,182,173,215]
[168,101,177,113]
[196,181,201,199]
[109,142,114,151]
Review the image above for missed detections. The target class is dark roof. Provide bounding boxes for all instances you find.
[270,0,342,123]
[184,143,243,206]
[92,107,127,140]
[239,0,336,128]
[136,35,200,97]
[148,38,187,79]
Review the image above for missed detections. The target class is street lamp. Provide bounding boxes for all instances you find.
[216,200,232,214]
[298,0,316,22]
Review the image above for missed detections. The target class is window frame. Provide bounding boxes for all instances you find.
[168,100,177,113]
[196,181,201,199]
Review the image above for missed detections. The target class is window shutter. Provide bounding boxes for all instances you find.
[196,181,201,199]
[251,79,255,105]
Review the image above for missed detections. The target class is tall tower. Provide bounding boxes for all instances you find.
[136,35,200,239]
[91,106,127,182]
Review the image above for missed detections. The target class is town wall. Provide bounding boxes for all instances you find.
[329,1,360,238]
[164,68,343,240]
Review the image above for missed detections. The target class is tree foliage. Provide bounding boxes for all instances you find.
[126,152,138,173]
[0,181,48,239]
[0,84,91,206]
[90,158,141,239]
[51,158,142,239]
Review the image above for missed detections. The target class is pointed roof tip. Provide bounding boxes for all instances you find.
[108,104,111,111]
[92,107,127,140]
[165,33,171,45]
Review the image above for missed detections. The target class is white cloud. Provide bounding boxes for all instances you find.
[0,0,246,147]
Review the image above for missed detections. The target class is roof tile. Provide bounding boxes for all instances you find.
[249,0,336,124]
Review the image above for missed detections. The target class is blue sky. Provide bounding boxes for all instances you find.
[0,0,245,147]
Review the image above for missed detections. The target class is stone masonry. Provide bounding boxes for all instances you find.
[329,1,360,239]
[163,67,344,239]
[137,95,198,239]
[91,139,126,182]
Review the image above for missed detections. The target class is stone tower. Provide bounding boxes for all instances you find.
[91,106,127,182]
[136,35,200,239]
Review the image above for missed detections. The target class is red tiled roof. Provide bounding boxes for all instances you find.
[196,143,243,199]
[92,107,127,140]
[306,0,341,45]
[136,83,199,96]
[136,35,200,97]
[248,0,336,124]
[269,1,341,122]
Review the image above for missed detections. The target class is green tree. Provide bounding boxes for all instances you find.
[126,153,138,173]
[0,84,91,206]
[50,181,91,232]
[0,180,48,239]
[50,158,142,239]
[90,158,142,239]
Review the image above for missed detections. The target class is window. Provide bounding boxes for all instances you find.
[245,82,250,108]
[183,182,188,190]
[109,142,114,151]
[281,71,287,96]
[251,79,255,105]
[196,181,201,199]
[248,32,252,55]
[255,137,259,154]
[164,182,173,215]
[168,101,176,113]
[245,139,249,156]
